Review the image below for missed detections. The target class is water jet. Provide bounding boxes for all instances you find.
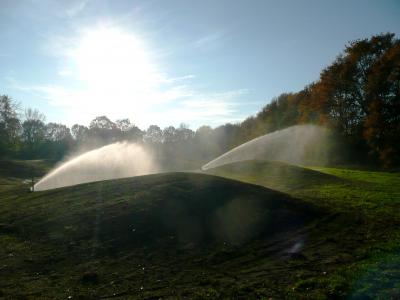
[34,142,158,191]
[202,125,330,170]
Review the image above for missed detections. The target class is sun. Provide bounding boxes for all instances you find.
[55,24,188,126]
[71,26,160,92]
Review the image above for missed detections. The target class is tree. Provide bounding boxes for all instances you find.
[46,123,72,142]
[25,108,45,123]
[0,95,21,156]
[89,116,118,144]
[144,125,163,144]
[43,123,73,159]
[71,124,89,142]
[21,109,46,157]
[193,125,220,161]
[163,126,177,143]
[115,118,144,142]
[309,33,397,137]
[364,41,400,166]
[89,116,116,130]
[115,118,132,132]
[126,125,143,142]
[176,123,194,141]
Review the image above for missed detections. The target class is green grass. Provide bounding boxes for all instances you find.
[0,160,321,299]
[205,160,400,216]
[206,160,400,299]
[204,160,341,192]
[305,166,400,215]
[0,159,399,299]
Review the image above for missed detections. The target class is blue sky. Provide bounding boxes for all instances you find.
[0,0,399,129]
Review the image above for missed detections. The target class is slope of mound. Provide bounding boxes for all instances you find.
[0,172,321,298]
[2,172,317,248]
[205,159,341,192]
[1,166,398,298]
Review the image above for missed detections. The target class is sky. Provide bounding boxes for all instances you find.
[0,0,399,130]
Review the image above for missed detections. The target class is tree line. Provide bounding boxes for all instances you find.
[1,33,399,167]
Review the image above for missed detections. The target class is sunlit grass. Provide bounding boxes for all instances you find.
[303,167,400,216]
[207,160,400,298]
[206,160,400,217]
[1,159,399,298]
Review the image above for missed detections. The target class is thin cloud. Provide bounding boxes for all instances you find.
[10,79,248,128]
[65,0,89,17]
[58,69,73,77]
[9,24,247,128]
[133,90,249,128]
[163,74,196,83]
[193,31,226,50]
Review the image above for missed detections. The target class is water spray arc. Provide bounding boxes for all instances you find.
[34,142,158,191]
[202,125,330,170]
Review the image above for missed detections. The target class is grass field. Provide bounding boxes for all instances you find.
[0,159,399,299]
[206,160,400,299]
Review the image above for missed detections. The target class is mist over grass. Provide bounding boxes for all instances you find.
[34,142,158,191]
[202,125,332,170]
[34,124,335,191]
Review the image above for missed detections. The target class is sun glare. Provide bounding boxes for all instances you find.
[71,26,160,92]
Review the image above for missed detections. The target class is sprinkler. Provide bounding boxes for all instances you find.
[30,166,35,192]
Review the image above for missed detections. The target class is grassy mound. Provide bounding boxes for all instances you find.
[205,160,400,299]
[0,172,320,299]
[204,159,341,192]
[205,159,400,217]
[1,159,399,298]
